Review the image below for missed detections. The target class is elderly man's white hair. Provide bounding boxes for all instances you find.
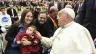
[50,6,58,10]
[59,8,75,19]
[65,5,72,9]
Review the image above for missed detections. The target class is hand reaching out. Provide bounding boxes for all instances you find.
[17,41,21,44]
[94,38,96,42]
[35,31,42,40]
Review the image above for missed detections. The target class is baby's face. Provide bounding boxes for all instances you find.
[26,27,35,35]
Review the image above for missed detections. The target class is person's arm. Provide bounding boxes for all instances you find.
[0,26,3,34]
[36,31,53,48]
[14,9,18,17]
[32,35,40,45]
[5,24,19,42]
[21,37,32,46]
[0,26,6,33]
[84,28,96,54]
[16,32,25,44]
[7,15,12,27]
[71,28,95,54]
[36,27,61,48]
[40,37,52,48]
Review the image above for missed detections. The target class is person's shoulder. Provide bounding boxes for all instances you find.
[33,19,39,26]
[47,16,52,21]
[50,1,54,4]
[7,8,11,10]
[0,14,2,17]
[73,22,89,31]
[13,8,16,11]
[6,14,11,17]
[33,19,37,23]
[54,27,62,33]
[11,23,20,28]
[19,31,26,35]
[47,16,51,19]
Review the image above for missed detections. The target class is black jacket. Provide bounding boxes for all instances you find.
[5,23,20,49]
[47,15,58,32]
[7,8,18,17]
[48,1,61,11]
[33,19,53,38]
[0,26,3,34]
[78,0,96,39]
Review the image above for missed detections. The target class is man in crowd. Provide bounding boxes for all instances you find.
[0,7,12,30]
[47,6,58,33]
[7,4,18,24]
[48,0,61,11]
[34,11,53,38]
[33,11,54,54]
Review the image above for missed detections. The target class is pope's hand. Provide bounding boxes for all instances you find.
[17,41,21,44]
[94,38,96,42]
[35,31,42,40]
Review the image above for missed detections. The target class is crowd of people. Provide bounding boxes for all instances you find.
[0,0,96,54]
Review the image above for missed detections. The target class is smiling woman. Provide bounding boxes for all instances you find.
[5,9,34,54]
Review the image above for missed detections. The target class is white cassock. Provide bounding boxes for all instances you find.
[41,21,96,54]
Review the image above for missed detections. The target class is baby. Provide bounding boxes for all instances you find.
[16,26,40,54]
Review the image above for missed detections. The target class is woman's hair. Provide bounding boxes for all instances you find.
[20,9,33,25]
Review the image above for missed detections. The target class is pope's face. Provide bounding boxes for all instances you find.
[57,12,67,28]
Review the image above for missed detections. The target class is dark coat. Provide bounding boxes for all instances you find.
[33,19,53,38]
[20,1,27,6]
[48,1,61,11]
[74,3,79,16]
[78,0,96,40]
[5,23,20,51]
[7,8,18,24]
[7,8,18,17]
[47,14,58,32]
[0,26,3,34]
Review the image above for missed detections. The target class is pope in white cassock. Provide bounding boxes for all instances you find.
[36,8,96,54]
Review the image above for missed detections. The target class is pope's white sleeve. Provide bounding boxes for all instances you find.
[41,36,54,48]
[41,28,61,48]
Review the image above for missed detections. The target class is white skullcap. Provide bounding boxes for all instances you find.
[63,8,75,19]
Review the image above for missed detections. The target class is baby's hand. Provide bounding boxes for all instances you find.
[17,41,21,44]
[21,37,28,44]
[34,41,38,44]
[21,37,31,46]
[31,36,34,39]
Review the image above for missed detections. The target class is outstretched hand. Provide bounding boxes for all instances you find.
[35,31,42,40]
[94,38,96,42]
